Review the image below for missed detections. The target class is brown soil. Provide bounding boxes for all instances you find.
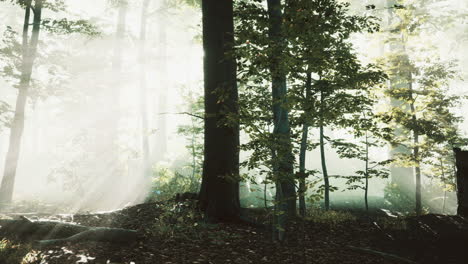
[1,199,467,264]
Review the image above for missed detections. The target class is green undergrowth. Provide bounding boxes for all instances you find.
[306,208,357,227]
[0,239,33,264]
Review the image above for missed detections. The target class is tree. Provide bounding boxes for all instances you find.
[0,0,42,204]
[0,0,98,205]
[266,0,296,234]
[336,110,392,212]
[177,92,204,192]
[139,0,151,178]
[154,0,169,162]
[198,0,240,221]
[283,0,383,212]
[381,57,461,215]
[378,0,466,215]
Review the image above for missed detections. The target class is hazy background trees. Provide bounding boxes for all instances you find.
[0,0,467,217]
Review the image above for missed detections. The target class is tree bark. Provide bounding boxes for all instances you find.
[364,130,369,212]
[267,0,296,221]
[0,0,40,204]
[454,148,468,217]
[409,74,422,216]
[319,89,330,211]
[298,72,312,217]
[198,0,240,222]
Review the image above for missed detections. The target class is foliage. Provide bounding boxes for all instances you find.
[148,165,199,202]
[384,183,415,214]
[0,239,31,264]
[0,100,12,131]
[40,18,100,36]
[379,55,462,187]
[235,0,387,208]
[305,208,356,227]
[176,91,204,193]
[148,201,201,240]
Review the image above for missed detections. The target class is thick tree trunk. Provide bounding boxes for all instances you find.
[0,0,40,204]
[139,0,151,177]
[198,0,240,222]
[454,148,468,217]
[298,72,312,217]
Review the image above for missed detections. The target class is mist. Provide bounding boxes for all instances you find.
[0,0,467,214]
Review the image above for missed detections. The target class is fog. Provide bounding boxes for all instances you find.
[0,0,466,213]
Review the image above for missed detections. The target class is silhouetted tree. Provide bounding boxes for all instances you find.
[198,0,240,221]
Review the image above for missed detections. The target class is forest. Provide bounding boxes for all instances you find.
[0,0,467,263]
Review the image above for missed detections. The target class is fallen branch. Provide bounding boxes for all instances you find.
[346,245,417,264]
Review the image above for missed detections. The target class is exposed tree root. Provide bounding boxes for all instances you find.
[0,216,138,247]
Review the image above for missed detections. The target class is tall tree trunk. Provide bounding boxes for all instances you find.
[267,0,296,220]
[267,0,296,241]
[0,0,40,204]
[440,158,447,214]
[454,148,468,217]
[154,0,168,162]
[385,0,415,195]
[319,89,330,211]
[139,0,151,177]
[409,75,422,216]
[364,130,369,212]
[298,72,312,217]
[319,124,330,211]
[106,0,127,167]
[198,0,240,222]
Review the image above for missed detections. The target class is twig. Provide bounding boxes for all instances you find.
[157,112,204,120]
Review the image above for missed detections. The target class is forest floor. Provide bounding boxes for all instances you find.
[0,197,467,264]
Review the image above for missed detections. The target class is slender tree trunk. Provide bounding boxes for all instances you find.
[190,115,198,191]
[139,0,151,177]
[364,130,369,212]
[440,158,447,214]
[267,0,296,219]
[0,0,40,204]
[198,0,240,222]
[409,75,422,216]
[154,0,168,162]
[298,124,308,217]
[319,124,330,211]
[385,0,414,194]
[266,0,296,241]
[413,134,421,215]
[107,0,127,164]
[319,89,330,211]
[298,72,312,217]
